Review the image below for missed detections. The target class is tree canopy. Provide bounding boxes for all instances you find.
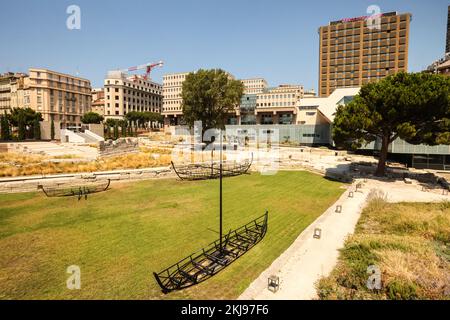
[9,108,42,127]
[181,69,244,135]
[333,72,450,176]
[0,112,11,141]
[125,111,163,125]
[8,108,43,140]
[81,112,104,124]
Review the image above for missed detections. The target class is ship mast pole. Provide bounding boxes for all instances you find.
[219,129,223,253]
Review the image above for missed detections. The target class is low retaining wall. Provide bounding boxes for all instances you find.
[0,166,173,194]
[99,138,139,157]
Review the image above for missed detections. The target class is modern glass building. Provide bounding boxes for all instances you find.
[240,94,257,125]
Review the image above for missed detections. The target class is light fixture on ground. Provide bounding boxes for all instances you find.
[313,228,322,239]
[267,275,279,293]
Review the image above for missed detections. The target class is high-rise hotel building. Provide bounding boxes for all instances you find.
[318,11,411,97]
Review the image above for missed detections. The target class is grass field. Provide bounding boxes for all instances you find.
[317,193,450,300]
[0,171,344,299]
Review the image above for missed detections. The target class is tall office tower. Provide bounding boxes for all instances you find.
[318,11,411,97]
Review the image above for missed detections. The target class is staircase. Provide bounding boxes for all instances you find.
[74,132,100,143]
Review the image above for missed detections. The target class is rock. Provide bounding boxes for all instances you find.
[404,178,413,184]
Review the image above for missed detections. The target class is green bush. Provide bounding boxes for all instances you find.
[386,280,419,300]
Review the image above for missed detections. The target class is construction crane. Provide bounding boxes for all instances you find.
[118,60,164,82]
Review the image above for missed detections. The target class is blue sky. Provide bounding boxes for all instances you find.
[0,0,448,90]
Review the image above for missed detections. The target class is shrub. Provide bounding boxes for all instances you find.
[386,280,419,300]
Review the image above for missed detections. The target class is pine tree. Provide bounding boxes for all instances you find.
[113,122,119,140]
[33,117,41,140]
[18,113,26,141]
[333,72,450,176]
[0,115,8,140]
[50,118,55,140]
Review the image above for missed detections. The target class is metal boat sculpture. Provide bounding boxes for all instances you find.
[153,211,268,293]
[171,154,252,181]
[153,132,267,294]
[39,179,110,199]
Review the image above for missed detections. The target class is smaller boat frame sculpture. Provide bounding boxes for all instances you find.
[171,154,253,181]
[153,211,268,294]
[39,179,110,199]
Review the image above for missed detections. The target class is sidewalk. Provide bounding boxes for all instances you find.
[239,181,368,300]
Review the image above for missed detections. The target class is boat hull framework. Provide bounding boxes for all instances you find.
[40,179,110,199]
[153,211,268,294]
[171,154,252,181]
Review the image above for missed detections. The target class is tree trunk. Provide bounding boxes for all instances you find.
[375,135,389,177]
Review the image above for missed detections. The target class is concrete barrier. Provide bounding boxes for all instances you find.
[0,166,174,194]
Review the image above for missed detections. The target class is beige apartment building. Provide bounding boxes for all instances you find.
[0,72,26,114]
[91,88,105,115]
[255,85,304,124]
[104,71,162,119]
[319,11,411,97]
[241,78,268,94]
[7,69,92,128]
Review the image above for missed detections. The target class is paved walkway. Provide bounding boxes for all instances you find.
[239,179,449,300]
[7,142,98,160]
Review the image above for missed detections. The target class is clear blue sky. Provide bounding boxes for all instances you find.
[0,0,448,90]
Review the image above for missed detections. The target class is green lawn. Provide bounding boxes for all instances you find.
[0,171,344,299]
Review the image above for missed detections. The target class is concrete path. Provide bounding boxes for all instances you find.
[7,142,99,160]
[239,181,369,300]
[239,179,449,300]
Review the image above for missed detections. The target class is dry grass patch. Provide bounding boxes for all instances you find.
[0,152,171,177]
[139,147,173,154]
